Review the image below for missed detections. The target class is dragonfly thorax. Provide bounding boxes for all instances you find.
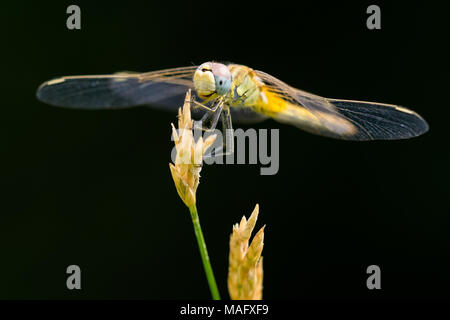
[193,62,232,99]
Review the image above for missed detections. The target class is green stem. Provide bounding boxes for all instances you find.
[188,205,221,300]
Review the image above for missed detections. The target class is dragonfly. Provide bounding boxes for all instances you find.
[37,61,429,152]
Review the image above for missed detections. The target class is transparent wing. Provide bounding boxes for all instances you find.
[255,70,429,140]
[229,107,269,125]
[36,66,197,110]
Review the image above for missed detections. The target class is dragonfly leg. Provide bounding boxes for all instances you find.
[193,100,224,132]
[187,97,221,113]
[222,106,234,156]
[204,107,234,159]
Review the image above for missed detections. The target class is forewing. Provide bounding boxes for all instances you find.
[229,107,269,125]
[325,98,429,140]
[36,66,197,109]
[255,70,429,140]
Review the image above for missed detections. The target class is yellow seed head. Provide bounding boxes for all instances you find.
[228,204,265,300]
[169,90,216,208]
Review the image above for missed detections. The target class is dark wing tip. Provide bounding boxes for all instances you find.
[36,78,68,107]
[328,99,430,141]
[375,104,430,140]
[35,76,128,109]
[409,109,429,137]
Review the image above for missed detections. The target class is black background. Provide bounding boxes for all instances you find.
[0,1,448,300]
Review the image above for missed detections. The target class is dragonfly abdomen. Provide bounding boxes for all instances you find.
[254,88,334,132]
[252,88,290,117]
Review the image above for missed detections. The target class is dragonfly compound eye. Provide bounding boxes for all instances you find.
[194,63,217,99]
[210,63,231,95]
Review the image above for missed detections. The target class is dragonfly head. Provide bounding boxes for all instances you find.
[194,62,232,99]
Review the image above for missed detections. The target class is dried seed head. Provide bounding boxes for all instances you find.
[228,204,265,300]
[169,90,216,208]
